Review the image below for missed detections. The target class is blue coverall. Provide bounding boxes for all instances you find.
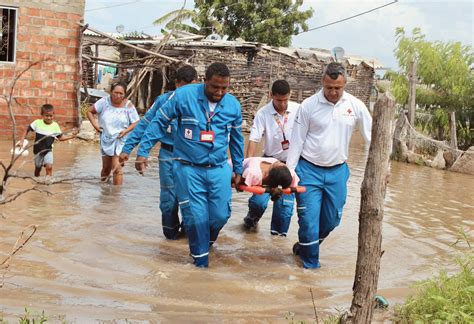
[246,191,294,236]
[137,84,244,267]
[295,158,350,269]
[122,92,181,239]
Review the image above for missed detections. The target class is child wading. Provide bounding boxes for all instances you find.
[17,104,78,177]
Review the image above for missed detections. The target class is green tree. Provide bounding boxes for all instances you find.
[154,0,313,47]
[391,27,474,148]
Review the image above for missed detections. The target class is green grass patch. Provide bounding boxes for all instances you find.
[394,232,473,323]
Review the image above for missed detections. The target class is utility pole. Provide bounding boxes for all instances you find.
[407,60,417,150]
[449,111,458,149]
[407,60,417,125]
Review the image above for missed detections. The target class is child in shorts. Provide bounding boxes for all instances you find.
[17,104,78,177]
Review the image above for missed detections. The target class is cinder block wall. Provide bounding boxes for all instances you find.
[0,0,85,139]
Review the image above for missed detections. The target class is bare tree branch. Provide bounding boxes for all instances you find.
[0,224,37,288]
[0,187,52,205]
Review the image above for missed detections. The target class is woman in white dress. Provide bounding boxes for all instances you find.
[87,82,139,185]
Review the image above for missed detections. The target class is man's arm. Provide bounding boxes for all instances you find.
[246,111,265,157]
[135,95,178,173]
[122,94,169,155]
[286,105,309,171]
[246,140,258,157]
[358,102,373,146]
[229,103,245,187]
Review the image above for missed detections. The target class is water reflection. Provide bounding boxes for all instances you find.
[0,135,472,321]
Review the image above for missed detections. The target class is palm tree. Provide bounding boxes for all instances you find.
[153,1,223,36]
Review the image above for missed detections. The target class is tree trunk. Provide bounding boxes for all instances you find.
[147,69,154,109]
[449,111,457,149]
[343,93,396,324]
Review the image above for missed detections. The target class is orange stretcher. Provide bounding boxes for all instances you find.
[237,184,306,195]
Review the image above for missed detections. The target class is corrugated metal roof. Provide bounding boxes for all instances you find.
[83,28,384,68]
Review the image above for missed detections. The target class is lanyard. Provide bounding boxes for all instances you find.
[205,111,215,131]
[274,112,288,141]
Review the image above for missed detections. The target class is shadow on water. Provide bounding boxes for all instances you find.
[0,134,472,322]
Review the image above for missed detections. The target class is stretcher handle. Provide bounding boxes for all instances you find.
[237,185,306,195]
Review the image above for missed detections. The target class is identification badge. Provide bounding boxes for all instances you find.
[281,140,290,150]
[200,130,215,142]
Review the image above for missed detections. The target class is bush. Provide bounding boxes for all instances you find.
[395,234,473,323]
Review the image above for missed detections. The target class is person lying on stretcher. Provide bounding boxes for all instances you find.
[230,157,300,201]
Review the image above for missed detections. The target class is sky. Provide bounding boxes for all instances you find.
[84,0,473,71]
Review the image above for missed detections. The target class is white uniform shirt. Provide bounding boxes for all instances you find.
[249,100,300,162]
[286,90,372,170]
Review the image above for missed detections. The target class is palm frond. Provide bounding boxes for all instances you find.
[153,9,196,26]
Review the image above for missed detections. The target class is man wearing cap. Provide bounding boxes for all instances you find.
[244,80,300,236]
[135,62,244,268]
[286,62,372,269]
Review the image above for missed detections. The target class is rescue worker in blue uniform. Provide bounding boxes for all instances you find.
[119,65,198,240]
[135,62,244,268]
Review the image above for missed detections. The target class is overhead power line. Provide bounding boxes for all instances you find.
[297,0,398,35]
[85,0,142,12]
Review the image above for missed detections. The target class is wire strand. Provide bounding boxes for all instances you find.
[297,0,398,34]
[85,0,142,12]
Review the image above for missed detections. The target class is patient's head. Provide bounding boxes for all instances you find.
[267,163,292,189]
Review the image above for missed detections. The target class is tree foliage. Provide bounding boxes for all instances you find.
[154,0,313,47]
[391,27,474,148]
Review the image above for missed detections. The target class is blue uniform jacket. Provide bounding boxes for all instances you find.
[137,83,244,175]
[122,92,175,155]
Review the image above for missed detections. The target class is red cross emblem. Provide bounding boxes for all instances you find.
[347,108,352,114]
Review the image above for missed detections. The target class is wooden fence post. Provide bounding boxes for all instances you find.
[343,93,396,323]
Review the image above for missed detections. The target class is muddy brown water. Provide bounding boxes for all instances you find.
[0,134,472,322]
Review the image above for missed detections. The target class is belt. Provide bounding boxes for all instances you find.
[300,156,345,169]
[161,143,173,152]
[177,159,217,168]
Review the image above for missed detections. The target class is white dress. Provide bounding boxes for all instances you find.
[95,96,139,156]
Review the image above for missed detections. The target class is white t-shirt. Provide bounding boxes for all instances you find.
[248,100,300,161]
[208,101,217,113]
[286,90,372,170]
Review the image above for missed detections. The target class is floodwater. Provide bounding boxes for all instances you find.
[0,134,472,322]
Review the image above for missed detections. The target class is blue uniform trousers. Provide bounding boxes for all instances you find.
[245,193,295,235]
[158,147,180,239]
[173,161,232,267]
[295,158,350,268]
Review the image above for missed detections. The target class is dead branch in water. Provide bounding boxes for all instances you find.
[309,288,320,324]
[0,224,37,288]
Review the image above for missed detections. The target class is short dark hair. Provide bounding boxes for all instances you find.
[324,62,346,80]
[271,80,290,96]
[176,65,197,83]
[41,104,54,114]
[267,165,292,189]
[205,62,230,80]
[110,81,127,92]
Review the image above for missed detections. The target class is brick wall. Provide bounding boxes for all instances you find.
[0,0,85,139]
